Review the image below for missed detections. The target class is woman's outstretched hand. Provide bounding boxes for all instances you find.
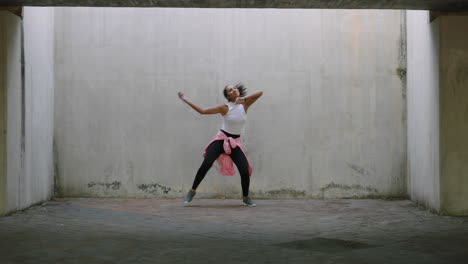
[178,92,185,100]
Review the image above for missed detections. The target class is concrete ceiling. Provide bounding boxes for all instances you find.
[1,0,468,11]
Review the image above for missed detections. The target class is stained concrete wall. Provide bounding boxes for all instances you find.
[54,8,406,199]
[0,8,55,215]
[406,11,440,211]
[439,16,468,215]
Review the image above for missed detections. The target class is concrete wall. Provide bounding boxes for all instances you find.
[0,8,55,215]
[406,11,440,211]
[54,8,406,199]
[439,16,468,215]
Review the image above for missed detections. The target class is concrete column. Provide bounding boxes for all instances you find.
[407,12,468,215]
[439,16,468,215]
[407,11,440,212]
[0,13,7,214]
[0,11,22,215]
[0,8,54,215]
[23,7,55,204]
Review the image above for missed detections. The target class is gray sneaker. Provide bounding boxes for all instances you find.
[184,190,196,203]
[243,196,256,207]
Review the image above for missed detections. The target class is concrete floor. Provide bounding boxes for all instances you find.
[1,198,467,264]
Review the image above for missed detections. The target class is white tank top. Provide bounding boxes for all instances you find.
[221,102,247,135]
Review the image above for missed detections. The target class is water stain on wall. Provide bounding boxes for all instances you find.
[137,183,172,194]
[396,67,407,81]
[266,189,306,198]
[320,182,378,198]
[347,163,372,177]
[252,188,307,198]
[87,181,121,190]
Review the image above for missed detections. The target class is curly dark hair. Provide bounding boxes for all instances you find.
[223,83,247,101]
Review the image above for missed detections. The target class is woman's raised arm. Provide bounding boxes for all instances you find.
[236,90,263,112]
[178,92,227,115]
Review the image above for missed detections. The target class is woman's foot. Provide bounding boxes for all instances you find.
[184,189,196,203]
[242,196,256,207]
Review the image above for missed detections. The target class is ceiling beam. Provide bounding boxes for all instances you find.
[1,0,468,11]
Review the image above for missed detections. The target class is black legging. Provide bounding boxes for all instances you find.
[191,131,250,197]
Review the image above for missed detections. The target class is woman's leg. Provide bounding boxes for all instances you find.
[191,140,224,190]
[230,147,250,197]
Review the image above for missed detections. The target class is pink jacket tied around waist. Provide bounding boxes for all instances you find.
[203,131,253,177]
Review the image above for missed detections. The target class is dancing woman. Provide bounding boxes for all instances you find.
[178,83,263,206]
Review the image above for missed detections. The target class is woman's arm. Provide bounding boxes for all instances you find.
[236,90,263,112]
[178,92,227,115]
